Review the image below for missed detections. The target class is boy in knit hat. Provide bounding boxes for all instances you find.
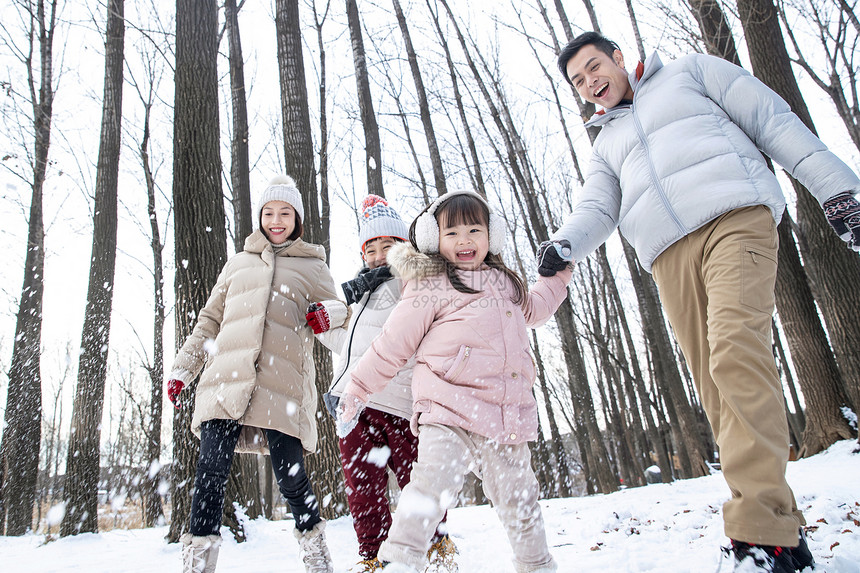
[318,195,457,573]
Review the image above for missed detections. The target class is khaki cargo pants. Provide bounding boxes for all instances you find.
[651,205,803,547]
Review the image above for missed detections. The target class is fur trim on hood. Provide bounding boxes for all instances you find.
[387,242,445,281]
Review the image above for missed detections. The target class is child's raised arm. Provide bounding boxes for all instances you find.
[521,267,574,328]
[335,279,435,435]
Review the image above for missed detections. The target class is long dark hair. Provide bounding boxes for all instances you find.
[408,194,527,304]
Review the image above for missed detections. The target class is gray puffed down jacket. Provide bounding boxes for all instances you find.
[318,273,414,420]
[171,230,347,454]
[552,52,860,271]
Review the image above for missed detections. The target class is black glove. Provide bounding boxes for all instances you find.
[341,265,393,305]
[537,239,572,277]
[824,192,860,252]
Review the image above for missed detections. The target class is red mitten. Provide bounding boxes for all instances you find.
[306,302,331,334]
[167,379,185,409]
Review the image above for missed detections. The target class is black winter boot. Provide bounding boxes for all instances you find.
[788,529,815,571]
[727,539,796,572]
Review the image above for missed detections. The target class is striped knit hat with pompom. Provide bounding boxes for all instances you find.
[357,195,408,251]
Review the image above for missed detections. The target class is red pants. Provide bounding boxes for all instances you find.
[339,407,447,559]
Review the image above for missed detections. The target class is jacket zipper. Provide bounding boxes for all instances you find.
[631,100,687,236]
[448,346,471,381]
[331,292,370,388]
[331,277,388,388]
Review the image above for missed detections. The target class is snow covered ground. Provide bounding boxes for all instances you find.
[2,439,858,572]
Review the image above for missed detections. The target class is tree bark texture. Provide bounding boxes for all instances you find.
[391,0,446,196]
[621,240,711,478]
[61,0,124,537]
[1,0,56,536]
[226,0,253,251]
[773,217,854,456]
[425,0,485,197]
[737,0,860,441]
[345,0,384,197]
[688,0,740,63]
[169,0,226,541]
[140,96,166,527]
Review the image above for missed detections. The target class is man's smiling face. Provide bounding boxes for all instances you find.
[566,44,634,109]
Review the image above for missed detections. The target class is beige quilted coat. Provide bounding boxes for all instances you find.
[172,230,346,454]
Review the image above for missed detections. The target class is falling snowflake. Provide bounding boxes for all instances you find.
[366,446,391,468]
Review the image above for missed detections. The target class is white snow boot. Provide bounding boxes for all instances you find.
[293,520,334,573]
[180,533,221,573]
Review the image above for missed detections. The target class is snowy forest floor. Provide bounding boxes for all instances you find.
[1,439,858,572]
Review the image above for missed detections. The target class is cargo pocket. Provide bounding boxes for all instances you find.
[739,242,777,313]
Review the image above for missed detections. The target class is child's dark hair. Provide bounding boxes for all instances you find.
[408,193,527,304]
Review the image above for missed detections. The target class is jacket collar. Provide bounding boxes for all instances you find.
[585,52,664,128]
[242,229,326,265]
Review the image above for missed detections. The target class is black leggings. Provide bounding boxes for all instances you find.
[189,419,321,536]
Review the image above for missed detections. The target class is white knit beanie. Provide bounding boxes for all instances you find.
[358,195,409,250]
[255,175,304,228]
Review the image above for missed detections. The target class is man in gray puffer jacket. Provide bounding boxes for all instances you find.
[538,32,860,573]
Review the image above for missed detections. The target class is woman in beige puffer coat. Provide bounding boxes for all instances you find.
[168,175,347,573]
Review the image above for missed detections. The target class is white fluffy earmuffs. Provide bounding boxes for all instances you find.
[413,190,506,255]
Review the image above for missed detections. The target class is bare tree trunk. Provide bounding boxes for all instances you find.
[134,57,166,528]
[61,0,124,536]
[773,216,854,455]
[596,247,672,481]
[275,0,347,519]
[508,226,575,497]
[311,0,331,246]
[688,0,741,62]
[345,0,384,197]
[621,240,711,478]
[548,0,599,143]
[220,0,262,538]
[391,0,446,196]
[1,0,57,537]
[737,0,860,451]
[772,320,805,435]
[425,0,485,197]
[624,0,647,61]
[226,0,252,250]
[168,0,226,542]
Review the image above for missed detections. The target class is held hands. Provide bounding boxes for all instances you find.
[167,379,185,409]
[334,391,367,438]
[306,302,332,334]
[824,192,860,252]
[537,239,573,277]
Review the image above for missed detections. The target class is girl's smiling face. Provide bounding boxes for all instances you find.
[260,201,296,244]
[438,221,489,270]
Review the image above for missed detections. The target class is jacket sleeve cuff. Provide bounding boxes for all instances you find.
[321,299,349,329]
[169,368,194,384]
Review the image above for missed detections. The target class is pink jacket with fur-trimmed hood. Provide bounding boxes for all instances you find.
[345,243,573,445]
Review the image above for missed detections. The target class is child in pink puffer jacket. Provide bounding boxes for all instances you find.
[336,190,572,573]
